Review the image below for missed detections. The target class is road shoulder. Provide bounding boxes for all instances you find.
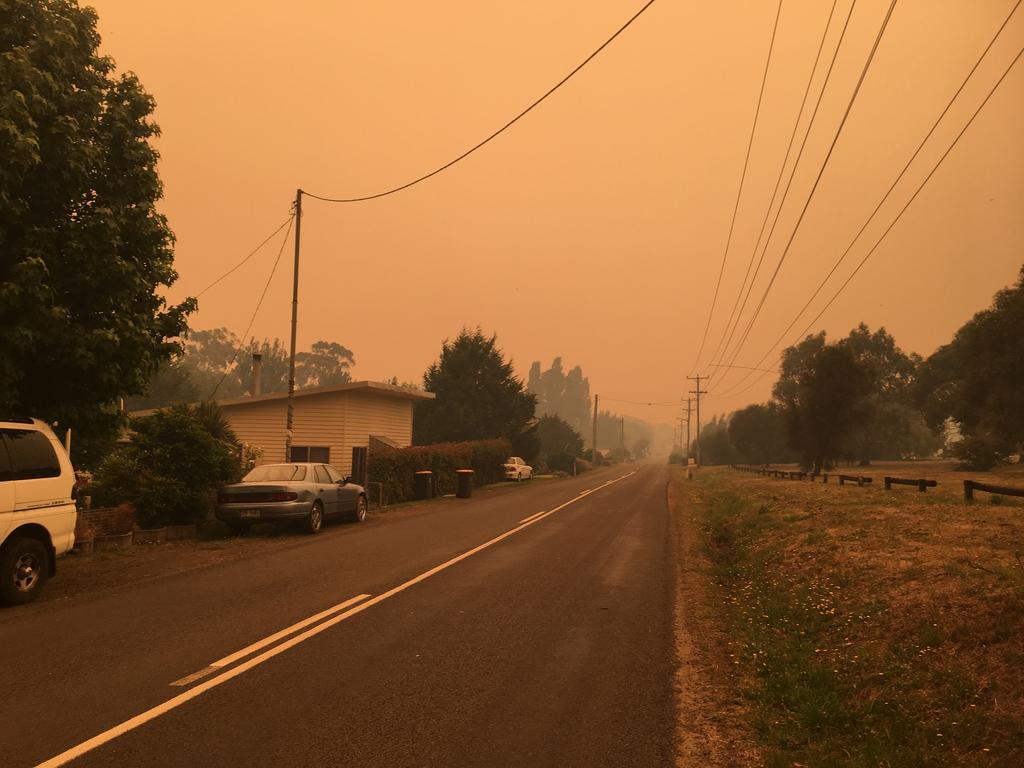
[669,468,764,767]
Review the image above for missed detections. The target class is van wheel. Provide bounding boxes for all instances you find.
[0,538,49,606]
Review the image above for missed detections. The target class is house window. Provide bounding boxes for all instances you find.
[289,446,330,463]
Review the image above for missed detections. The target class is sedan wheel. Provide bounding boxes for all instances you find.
[352,495,367,523]
[306,501,324,534]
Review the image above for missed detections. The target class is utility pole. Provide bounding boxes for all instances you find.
[685,397,692,462]
[592,394,599,464]
[620,416,625,456]
[285,188,303,461]
[687,376,708,466]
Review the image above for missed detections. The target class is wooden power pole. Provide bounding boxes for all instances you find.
[687,376,708,466]
[592,394,599,464]
[285,188,302,461]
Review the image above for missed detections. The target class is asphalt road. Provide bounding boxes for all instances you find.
[1,464,677,767]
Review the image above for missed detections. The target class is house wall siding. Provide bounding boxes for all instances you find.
[222,390,414,475]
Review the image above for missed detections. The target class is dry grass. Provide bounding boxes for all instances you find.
[671,461,1024,768]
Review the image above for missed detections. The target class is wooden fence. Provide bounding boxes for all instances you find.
[963,480,1024,501]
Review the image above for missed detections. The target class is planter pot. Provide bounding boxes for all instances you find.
[93,532,133,552]
[165,523,198,541]
[73,538,94,555]
[133,527,167,545]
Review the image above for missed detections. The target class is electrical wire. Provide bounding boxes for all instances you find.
[601,397,682,407]
[687,0,784,375]
[194,215,295,298]
[713,0,898,390]
[713,0,1024,399]
[208,216,295,400]
[302,0,658,204]
[704,0,841,374]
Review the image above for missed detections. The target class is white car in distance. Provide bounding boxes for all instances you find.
[504,456,533,482]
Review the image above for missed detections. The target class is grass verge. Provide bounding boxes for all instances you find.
[672,466,1024,768]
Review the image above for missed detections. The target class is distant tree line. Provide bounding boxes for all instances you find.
[127,328,355,410]
[695,265,1024,471]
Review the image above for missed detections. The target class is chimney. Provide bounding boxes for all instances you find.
[251,353,263,396]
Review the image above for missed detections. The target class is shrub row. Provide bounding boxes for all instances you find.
[368,438,511,503]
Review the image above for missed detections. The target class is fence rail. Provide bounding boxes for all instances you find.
[964,479,1024,501]
[884,476,938,493]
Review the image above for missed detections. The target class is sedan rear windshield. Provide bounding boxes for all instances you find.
[243,465,307,482]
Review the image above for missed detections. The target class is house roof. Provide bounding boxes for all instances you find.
[130,380,433,418]
[214,380,435,408]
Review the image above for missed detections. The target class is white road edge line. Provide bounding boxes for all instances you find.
[35,470,637,768]
[169,593,372,687]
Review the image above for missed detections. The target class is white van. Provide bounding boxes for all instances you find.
[0,418,77,605]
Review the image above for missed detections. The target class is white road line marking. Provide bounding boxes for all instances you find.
[168,593,372,687]
[518,510,548,524]
[35,470,638,768]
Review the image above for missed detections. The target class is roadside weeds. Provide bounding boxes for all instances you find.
[671,466,1024,768]
[670,476,764,767]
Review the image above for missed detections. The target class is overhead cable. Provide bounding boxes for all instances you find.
[208,217,295,400]
[687,0,785,375]
[194,215,295,298]
[303,0,658,204]
[714,0,898,390]
[715,1,1023,399]
[704,0,841,374]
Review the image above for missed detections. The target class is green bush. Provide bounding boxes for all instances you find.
[368,439,511,503]
[90,405,242,527]
[952,435,1011,471]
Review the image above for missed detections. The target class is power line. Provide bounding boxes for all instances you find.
[714,0,898,390]
[601,397,682,407]
[208,216,295,400]
[713,0,1024,399]
[688,0,784,375]
[791,44,1024,355]
[194,215,295,298]
[704,0,841,374]
[302,0,658,204]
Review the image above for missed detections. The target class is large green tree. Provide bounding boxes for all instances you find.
[836,324,925,464]
[414,329,537,450]
[916,266,1024,452]
[773,335,871,473]
[535,414,584,472]
[728,402,789,465]
[0,0,192,446]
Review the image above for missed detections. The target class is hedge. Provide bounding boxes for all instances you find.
[368,439,511,503]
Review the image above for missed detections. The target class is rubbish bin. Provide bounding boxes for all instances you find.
[456,469,474,499]
[414,470,434,500]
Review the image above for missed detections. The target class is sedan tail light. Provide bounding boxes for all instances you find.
[218,491,298,504]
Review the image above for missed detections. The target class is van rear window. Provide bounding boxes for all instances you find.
[1,429,61,480]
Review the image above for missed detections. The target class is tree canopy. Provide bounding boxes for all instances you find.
[126,329,355,410]
[527,357,591,435]
[414,329,537,450]
[0,0,193,447]
[774,335,871,474]
[916,266,1024,452]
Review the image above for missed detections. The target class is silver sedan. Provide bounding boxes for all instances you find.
[216,462,367,535]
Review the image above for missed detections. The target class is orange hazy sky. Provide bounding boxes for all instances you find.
[88,0,1023,425]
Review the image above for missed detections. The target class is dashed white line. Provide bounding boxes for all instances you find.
[36,470,637,768]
